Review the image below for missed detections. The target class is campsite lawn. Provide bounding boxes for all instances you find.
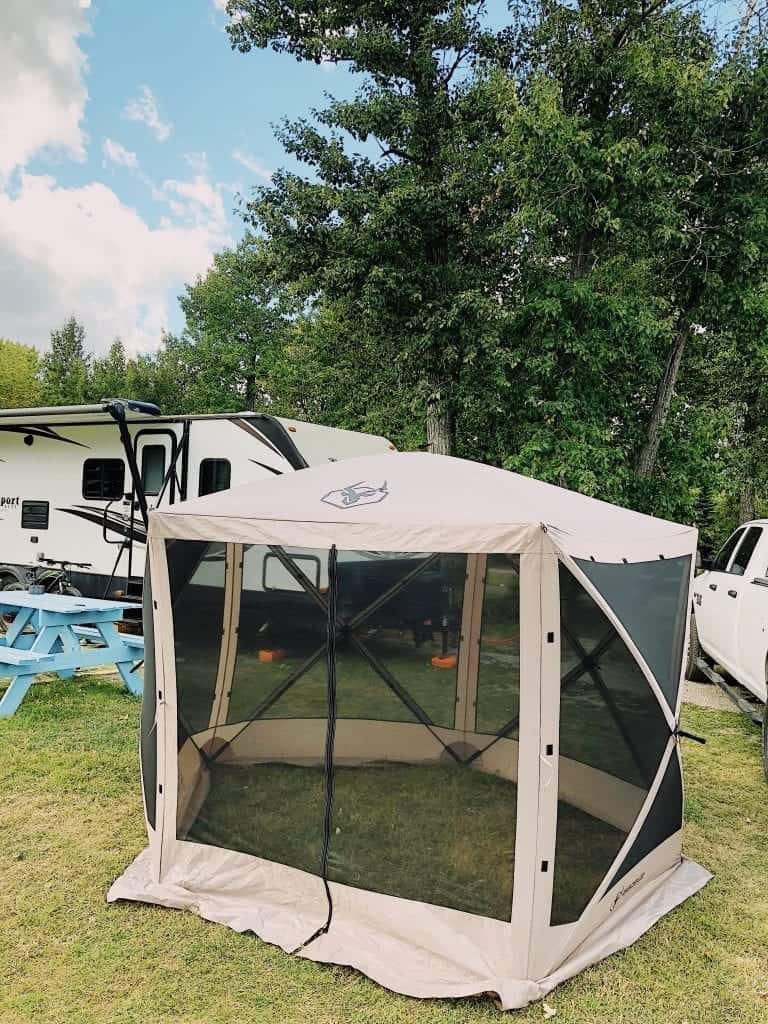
[0,674,766,1024]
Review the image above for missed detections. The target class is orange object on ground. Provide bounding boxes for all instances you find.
[431,655,457,669]
[259,649,287,663]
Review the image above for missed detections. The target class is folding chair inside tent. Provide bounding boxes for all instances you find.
[109,452,711,1010]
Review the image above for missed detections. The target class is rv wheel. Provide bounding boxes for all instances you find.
[0,581,24,633]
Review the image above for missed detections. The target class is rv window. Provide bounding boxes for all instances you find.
[198,459,231,496]
[141,445,167,497]
[263,551,322,592]
[82,459,125,500]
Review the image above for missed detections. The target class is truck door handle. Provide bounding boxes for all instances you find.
[727,589,737,598]
[709,583,718,591]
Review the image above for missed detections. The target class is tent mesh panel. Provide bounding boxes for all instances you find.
[575,556,691,711]
[169,543,523,921]
[476,555,521,736]
[604,749,683,894]
[167,539,227,743]
[550,563,670,926]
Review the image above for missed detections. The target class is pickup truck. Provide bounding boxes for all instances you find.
[690,519,768,778]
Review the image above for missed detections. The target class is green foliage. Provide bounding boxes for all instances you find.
[211,0,768,533]
[88,337,128,402]
[0,338,41,408]
[228,0,509,453]
[40,317,90,406]
[176,236,296,413]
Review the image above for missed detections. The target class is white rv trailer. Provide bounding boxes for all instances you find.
[0,400,395,611]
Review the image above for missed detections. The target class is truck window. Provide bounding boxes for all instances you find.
[198,459,231,496]
[141,445,167,497]
[711,528,746,573]
[83,459,125,500]
[730,526,763,576]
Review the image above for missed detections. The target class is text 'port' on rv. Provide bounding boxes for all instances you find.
[0,399,395,617]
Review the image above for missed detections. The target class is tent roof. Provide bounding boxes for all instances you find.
[151,452,697,562]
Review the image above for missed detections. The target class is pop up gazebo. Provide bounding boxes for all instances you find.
[109,453,710,1009]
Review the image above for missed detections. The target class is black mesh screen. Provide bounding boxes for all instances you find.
[172,546,522,922]
[476,555,520,736]
[576,557,691,710]
[605,749,683,894]
[167,540,227,742]
[551,563,670,926]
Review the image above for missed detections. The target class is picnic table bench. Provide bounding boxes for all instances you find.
[0,592,143,717]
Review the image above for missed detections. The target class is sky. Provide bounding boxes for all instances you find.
[0,0,746,356]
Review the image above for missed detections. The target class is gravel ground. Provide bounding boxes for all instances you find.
[682,678,739,712]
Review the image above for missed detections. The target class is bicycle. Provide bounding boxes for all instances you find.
[0,558,90,632]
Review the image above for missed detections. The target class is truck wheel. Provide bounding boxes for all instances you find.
[686,613,704,681]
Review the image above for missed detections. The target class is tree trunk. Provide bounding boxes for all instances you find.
[426,375,453,455]
[740,477,756,524]
[636,321,690,480]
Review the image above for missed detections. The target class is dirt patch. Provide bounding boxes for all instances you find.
[682,679,739,712]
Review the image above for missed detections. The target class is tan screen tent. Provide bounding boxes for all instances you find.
[109,452,710,1009]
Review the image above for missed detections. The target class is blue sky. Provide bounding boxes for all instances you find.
[0,0,746,355]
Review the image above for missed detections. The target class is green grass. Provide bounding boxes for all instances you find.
[1,674,767,1023]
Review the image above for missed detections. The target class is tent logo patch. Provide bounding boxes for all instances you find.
[610,872,645,912]
[321,480,389,509]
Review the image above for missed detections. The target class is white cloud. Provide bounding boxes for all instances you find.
[123,85,172,142]
[0,0,90,184]
[232,149,273,182]
[0,5,232,356]
[102,137,138,169]
[0,173,230,354]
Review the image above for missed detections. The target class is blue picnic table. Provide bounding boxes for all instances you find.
[0,592,144,717]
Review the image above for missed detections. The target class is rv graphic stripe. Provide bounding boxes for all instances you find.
[233,418,286,461]
[58,505,148,544]
[0,425,90,448]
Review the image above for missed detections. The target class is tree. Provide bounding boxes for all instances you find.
[88,337,128,401]
[488,2,768,517]
[207,1,768,525]
[40,316,90,406]
[178,236,295,412]
[0,338,41,408]
[225,0,506,454]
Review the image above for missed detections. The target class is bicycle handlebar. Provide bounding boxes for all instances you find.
[37,557,92,570]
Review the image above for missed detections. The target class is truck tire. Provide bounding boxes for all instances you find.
[686,612,704,681]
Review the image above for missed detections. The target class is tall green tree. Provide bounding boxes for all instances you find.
[487,2,768,517]
[88,337,128,401]
[40,316,90,406]
[179,237,295,412]
[225,0,509,454]
[0,338,41,408]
